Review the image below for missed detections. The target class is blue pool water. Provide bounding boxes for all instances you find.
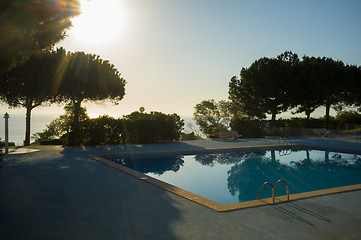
[111,147,361,204]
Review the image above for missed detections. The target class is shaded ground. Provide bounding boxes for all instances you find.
[1,138,361,239]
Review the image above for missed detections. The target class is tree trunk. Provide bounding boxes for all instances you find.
[73,100,81,125]
[271,112,277,128]
[305,109,311,128]
[306,109,311,121]
[306,150,310,161]
[325,151,330,162]
[325,103,330,130]
[24,100,33,146]
[271,150,276,162]
[69,100,82,146]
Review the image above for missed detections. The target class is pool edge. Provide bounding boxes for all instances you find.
[88,144,361,212]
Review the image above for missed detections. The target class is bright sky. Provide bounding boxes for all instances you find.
[2,0,361,119]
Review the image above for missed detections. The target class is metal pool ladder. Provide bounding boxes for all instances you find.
[256,179,290,204]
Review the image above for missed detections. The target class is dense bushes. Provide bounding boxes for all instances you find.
[230,117,265,138]
[0,141,15,147]
[121,112,184,143]
[35,111,184,145]
[336,111,361,125]
[39,139,63,145]
[275,117,338,129]
[230,113,360,138]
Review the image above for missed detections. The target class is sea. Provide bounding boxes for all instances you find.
[0,114,58,145]
[0,114,201,146]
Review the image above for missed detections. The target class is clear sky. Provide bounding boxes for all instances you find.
[1,0,361,119]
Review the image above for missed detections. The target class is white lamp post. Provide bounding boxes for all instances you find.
[4,112,9,154]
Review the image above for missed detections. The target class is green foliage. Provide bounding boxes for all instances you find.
[39,139,63,145]
[292,57,324,118]
[230,117,265,138]
[0,0,80,72]
[33,103,89,144]
[281,117,325,128]
[56,51,126,145]
[276,117,337,129]
[229,51,361,129]
[0,48,68,145]
[35,110,184,145]
[122,112,184,143]
[193,99,241,137]
[0,141,15,147]
[336,111,361,125]
[319,116,339,129]
[229,51,299,126]
[82,115,121,145]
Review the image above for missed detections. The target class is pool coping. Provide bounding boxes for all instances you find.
[89,143,361,212]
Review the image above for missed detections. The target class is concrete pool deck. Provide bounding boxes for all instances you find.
[1,137,361,239]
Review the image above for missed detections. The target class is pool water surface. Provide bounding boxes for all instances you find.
[111,147,361,204]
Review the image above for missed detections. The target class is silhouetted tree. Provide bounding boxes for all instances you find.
[0,0,80,73]
[315,57,347,129]
[229,51,299,127]
[292,56,323,122]
[343,64,361,111]
[0,48,66,145]
[59,52,126,145]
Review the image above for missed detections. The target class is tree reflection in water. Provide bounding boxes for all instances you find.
[114,149,361,203]
[226,150,361,202]
[195,149,361,203]
[194,151,244,166]
[115,155,184,175]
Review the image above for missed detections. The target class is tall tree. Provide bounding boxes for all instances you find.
[343,64,361,111]
[229,51,299,127]
[317,57,347,129]
[0,0,80,73]
[0,48,66,145]
[59,52,126,145]
[292,56,323,122]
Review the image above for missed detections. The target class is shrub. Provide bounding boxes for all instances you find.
[0,141,15,147]
[35,110,184,145]
[39,139,63,145]
[336,111,361,125]
[121,111,184,143]
[230,117,265,138]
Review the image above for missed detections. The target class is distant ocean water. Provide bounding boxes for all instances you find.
[0,114,58,145]
[0,114,202,145]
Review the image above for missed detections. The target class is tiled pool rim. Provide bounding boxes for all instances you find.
[89,143,361,212]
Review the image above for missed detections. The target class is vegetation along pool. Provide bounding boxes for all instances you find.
[109,147,361,204]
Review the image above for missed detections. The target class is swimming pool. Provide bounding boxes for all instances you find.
[107,146,361,206]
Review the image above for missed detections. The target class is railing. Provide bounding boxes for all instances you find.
[256,179,290,204]
[256,182,274,200]
[272,179,289,204]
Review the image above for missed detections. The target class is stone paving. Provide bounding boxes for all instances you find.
[1,138,361,239]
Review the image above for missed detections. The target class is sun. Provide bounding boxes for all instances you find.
[69,0,125,45]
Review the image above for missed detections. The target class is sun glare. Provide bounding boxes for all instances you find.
[70,0,125,45]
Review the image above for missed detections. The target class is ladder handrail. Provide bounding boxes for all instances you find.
[256,182,274,200]
[272,179,289,204]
